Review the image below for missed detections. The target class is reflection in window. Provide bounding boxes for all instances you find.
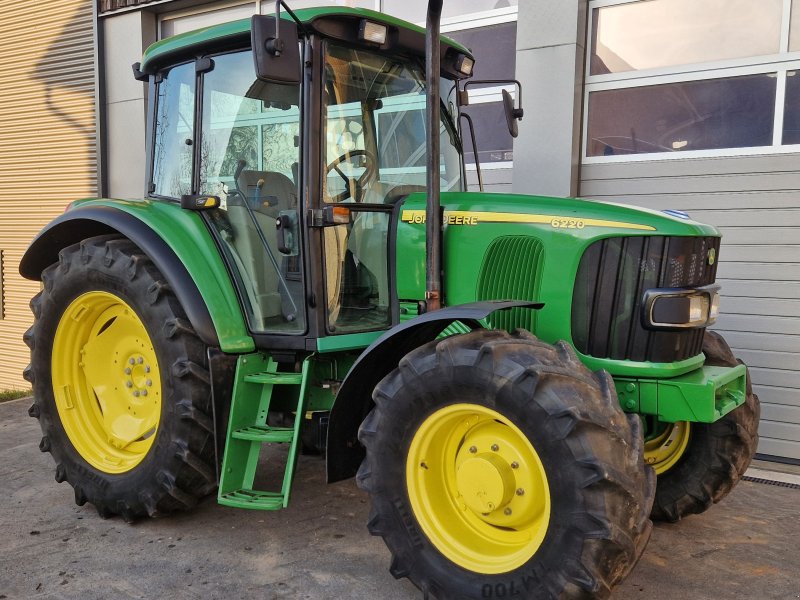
[792,1,800,52]
[591,0,782,75]
[587,74,776,156]
[200,50,305,334]
[152,63,195,198]
[461,101,513,163]
[382,0,517,22]
[783,71,800,144]
[325,211,392,333]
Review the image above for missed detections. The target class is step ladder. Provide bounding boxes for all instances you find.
[218,354,310,510]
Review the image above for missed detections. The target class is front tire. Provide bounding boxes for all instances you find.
[647,330,760,522]
[357,330,654,599]
[24,235,216,520]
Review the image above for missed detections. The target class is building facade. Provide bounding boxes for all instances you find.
[0,0,98,390]
[0,0,796,462]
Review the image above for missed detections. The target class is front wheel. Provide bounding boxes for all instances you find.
[647,330,760,522]
[24,235,216,520]
[357,330,654,599]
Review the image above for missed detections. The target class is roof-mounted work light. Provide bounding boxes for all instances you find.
[359,20,388,44]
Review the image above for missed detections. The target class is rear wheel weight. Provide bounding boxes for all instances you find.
[25,235,216,519]
[358,329,654,599]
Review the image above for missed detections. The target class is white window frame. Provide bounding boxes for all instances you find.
[583,0,800,164]
[434,7,518,171]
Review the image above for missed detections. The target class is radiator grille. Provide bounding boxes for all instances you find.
[477,236,544,333]
[571,236,720,362]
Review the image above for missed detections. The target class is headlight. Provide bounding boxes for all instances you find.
[643,285,721,329]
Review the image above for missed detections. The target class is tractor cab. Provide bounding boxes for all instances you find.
[143,9,472,347]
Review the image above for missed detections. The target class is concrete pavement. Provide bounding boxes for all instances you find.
[1,396,798,600]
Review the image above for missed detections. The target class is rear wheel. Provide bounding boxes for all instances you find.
[648,331,760,522]
[24,235,216,520]
[357,330,654,599]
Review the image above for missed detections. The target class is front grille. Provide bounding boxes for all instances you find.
[571,236,720,362]
[477,236,544,333]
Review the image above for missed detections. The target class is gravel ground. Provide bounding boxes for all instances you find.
[1,396,798,600]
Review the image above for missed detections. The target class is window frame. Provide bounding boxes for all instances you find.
[443,16,518,170]
[583,0,800,164]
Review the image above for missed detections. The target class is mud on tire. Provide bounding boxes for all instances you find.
[357,329,655,599]
[24,235,216,520]
[650,330,760,522]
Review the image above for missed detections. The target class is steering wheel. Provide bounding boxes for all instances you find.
[325,149,377,202]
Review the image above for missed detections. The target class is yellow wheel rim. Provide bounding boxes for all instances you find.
[52,291,162,474]
[644,421,690,475]
[406,404,551,574]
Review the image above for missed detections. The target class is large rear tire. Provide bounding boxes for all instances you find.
[24,235,216,520]
[647,330,760,522]
[357,330,654,599]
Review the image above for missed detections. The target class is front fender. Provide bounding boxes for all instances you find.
[326,300,542,482]
[20,199,254,353]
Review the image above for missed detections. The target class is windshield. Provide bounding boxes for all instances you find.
[323,42,464,204]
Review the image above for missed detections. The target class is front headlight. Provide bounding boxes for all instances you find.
[643,285,721,329]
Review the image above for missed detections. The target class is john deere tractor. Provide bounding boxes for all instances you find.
[21,2,758,598]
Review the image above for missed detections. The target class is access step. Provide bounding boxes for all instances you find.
[243,371,304,385]
[231,425,294,443]
[219,489,285,510]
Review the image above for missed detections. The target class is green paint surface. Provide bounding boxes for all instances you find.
[395,191,720,379]
[71,198,254,353]
[141,7,471,72]
[614,363,747,423]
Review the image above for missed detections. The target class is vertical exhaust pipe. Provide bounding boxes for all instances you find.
[425,0,444,312]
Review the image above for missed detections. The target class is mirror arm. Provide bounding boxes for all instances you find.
[462,79,524,117]
[459,113,484,192]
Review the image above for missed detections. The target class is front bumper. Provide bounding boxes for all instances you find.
[615,363,747,423]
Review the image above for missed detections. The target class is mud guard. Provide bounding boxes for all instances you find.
[325,300,543,483]
[19,205,220,348]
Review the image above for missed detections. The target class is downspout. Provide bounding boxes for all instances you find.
[425,0,443,312]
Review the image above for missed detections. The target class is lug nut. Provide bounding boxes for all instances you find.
[141,390,147,397]
[146,379,152,387]
[137,357,144,364]
[469,446,477,454]
[125,368,131,375]
[504,508,512,516]
[491,444,499,452]
[516,488,525,496]
[145,366,151,373]
[126,381,133,388]
[133,391,140,397]
[129,358,135,365]
[510,461,519,469]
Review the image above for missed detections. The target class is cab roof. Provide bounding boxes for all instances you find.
[140,6,472,73]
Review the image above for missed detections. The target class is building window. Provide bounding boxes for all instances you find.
[585,0,800,162]
[382,0,517,23]
[447,20,517,166]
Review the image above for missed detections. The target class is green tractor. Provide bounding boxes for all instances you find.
[21,2,758,598]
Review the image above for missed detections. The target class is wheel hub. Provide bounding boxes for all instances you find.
[455,453,513,514]
[406,404,550,574]
[644,420,691,475]
[52,291,162,474]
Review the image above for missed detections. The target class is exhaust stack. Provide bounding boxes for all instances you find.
[425,0,443,312]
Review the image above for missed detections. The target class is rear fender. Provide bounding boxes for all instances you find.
[325,300,542,482]
[19,201,254,353]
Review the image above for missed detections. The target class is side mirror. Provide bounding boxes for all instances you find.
[502,88,524,138]
[252,14,301,85]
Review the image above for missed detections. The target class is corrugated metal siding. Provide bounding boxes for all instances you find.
[581,154,800,460]
[0,0,96,390]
